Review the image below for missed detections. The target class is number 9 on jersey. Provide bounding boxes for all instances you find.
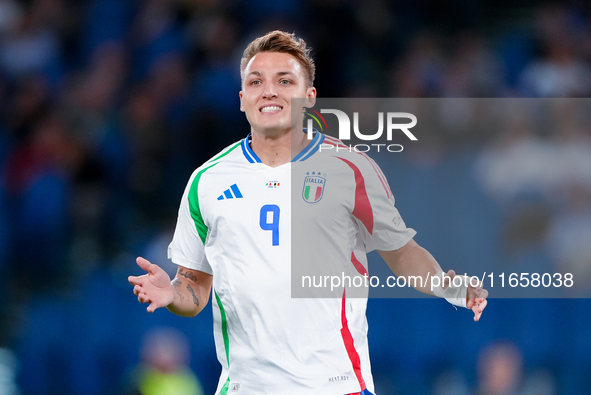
[260,204,280,246]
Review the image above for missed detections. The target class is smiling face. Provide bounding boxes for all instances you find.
[239,52,316,138]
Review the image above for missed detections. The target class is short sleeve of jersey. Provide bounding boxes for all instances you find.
[347,155,416,252]
[167,169,213,275]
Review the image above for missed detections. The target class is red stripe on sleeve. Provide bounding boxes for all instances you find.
[323,136,392,198]
[337,157,374,235]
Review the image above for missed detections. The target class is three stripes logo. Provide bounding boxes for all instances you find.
[217,184,243,200]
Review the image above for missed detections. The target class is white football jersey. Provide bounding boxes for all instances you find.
[168,132,416,395]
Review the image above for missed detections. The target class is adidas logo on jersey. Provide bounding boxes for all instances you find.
[217,184,243,200]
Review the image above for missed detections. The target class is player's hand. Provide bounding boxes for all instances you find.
[128,257,175,313]
[466,280,488,322]
[443,269,488,322]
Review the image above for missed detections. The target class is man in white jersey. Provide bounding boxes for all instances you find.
[129,31,488,395]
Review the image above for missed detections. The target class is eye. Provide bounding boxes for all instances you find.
[250,80,261,86]
[280,79,291,85]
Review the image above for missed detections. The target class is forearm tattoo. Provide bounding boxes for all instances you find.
[178,267,198,282]
[172,278,186,302]
[174,269,200,307]
[186,284,199,306]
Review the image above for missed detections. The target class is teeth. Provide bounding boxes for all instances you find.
[260,106,282,113]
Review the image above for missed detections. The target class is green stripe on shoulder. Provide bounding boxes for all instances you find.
[187,141,241,244]
[188,162,217,244]
[207,141,241,164]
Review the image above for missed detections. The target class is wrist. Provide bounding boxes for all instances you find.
[431,271,468,308]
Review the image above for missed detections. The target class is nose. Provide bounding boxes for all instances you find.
[262,84,277,99]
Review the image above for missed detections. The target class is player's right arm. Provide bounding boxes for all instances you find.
[129,256,212,317]
[168,264,212,317]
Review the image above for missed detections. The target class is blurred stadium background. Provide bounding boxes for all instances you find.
[0,0,590,394]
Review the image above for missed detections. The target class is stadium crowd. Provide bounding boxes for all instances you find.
[0,0,590,394]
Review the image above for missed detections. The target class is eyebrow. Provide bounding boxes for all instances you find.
[246,71,294,78]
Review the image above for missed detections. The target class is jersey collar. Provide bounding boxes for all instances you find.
[241,131,325,164]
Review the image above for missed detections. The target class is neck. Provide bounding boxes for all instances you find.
[250,129,309,167]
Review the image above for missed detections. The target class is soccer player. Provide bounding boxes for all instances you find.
[129,30,488,395]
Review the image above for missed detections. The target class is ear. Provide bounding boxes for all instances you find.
[305,86,317,108]
[239,91,245,112]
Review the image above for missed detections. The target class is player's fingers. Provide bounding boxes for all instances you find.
[467,284,487,304]
[473,308,482,322]
[473,300,483,314]
[471,304,480,320]
[128,275,143,286]
[472,298,488,321]
[147,302,158,313]
[138,293,150,303]
[467,296,481,311]
[133,285,141,296]
[136,256,155,274]
[478,298,488,312]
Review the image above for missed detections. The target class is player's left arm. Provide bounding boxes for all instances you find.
[378,239,488,321]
